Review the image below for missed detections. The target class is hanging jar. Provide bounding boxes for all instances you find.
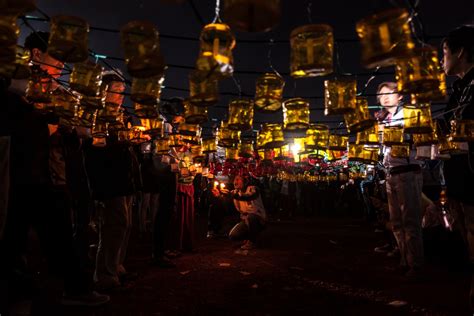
[449,120,474,142]
[0,45,31,80]
[328,134,348,151]
[48,15,89,63]
[191,144,205,162]
[254,72,285,113]
[120,21,165,78]
[395,46,446,101]
[141,117,164,137]
[290,24,333,78]
[403,102,433,134]
[348,143,366,162]
[0,15,18,46]
[228,99,254,131]
[134,103,158,118]
[305,124,329,150]
[169,133,183,147]
[222,0,281,32]
[26,66,53,103]
[414,70,447,103]
[154,138,170,155]
[198,23,236,79]
[225,147,239,161]
[184,99,208,125]
[238,139,254,158]
[390,144,410,159]
[356,123,380,150]
[324,78,357,115]
[178,123,201,137]
[129,125,148,144]
[81,91,106,110]
[130,75,163,105]
[182,135,201,145]
[52,89,79,118]
[413,124,438,146]
[283,98,310,131]
[69,61,103,96]
[259,123,286,149]
[355,8,414,68]
[327,150,344,162]
[382,126,404,146]
[0,0,36,15]
[202,137,217,153]
[217,121,241,147]
[344,97,375,134]
[189,70,219,107]
[76,106,97,128]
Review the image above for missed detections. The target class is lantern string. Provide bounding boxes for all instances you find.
[267,38,283,79]
[334,41,352,77]
[306,1,313,24]
[406,0,429,46]
[357,66,381,96]
[212,0,222,23]
[231,74,242,97]
[188,0,206,26]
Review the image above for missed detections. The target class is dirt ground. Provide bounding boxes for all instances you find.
[27,216,471,316]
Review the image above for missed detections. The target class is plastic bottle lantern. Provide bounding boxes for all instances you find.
[178,123,201,137]
[141,117,164,137]
[26,67,53,103]
[222,0,280,32]
[356,123,380,150]
[134,103,158,118]
[184,99,208,124]
[202,137,217,153]
[413,126,439,146]
[92,137,107,147]
[92,121,108,138]
[69,61,103,97]
[328,134,348,151]
[395,47,446,101]
[238,140,254,158]
[188,70,218,107]
[76,107,97,128]
[48,15,89,63]
[449,120,474,142]
[52,89,79,118]
[283,98,310,131]
[154,138,170,155]
[259,123,286,149]
[327,150,344,162]
[225,147,239,161]
[129,125,148,144]
[217,121,241,147]
[382,126,404,146]
[403,103,433,134]
[348,143,378,164]
[198,23,236,79]
[169,133,183,147]
[305,124,329,150]
[228,99,254,131]
[120,21,165,78]
[191,145,205,162]
[344,97,375,133]
[108,110,127,132]
[0,0,36,15]
[130,75,163,105]
[356,8,414,68]
[290,24,333,78]
[415,71,447,103]
[390,144,410,158]
[324,78,357,115]
[0,45,31,79]
[438,135,469,155]
[254,73,285,113]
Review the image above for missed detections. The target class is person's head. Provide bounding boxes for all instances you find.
[233,175,245,190]
[377,82,402,113]
[442,25,474,77]
[102,70,126,107]
[24,31,64,79]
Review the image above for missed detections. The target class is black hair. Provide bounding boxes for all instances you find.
[24,31,50,53]
[442,25,474,62]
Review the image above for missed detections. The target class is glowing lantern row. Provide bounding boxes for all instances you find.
[107,111,127,132]
[290,24,333,78]
[356,8,414,68]
[217,121,240,147]
[228,99,254,131]
[191,145,205,162]
[344,97,375,134]
[222,0,281,32]
[258,123,286,149]
[324,78,357,115]
[254,73,285,113]
[52,89,79,119]
[283,98,310,131]
[390,144,410,158]
[48,15,90,63]
[225,147,239,161]
[438,136,469,155]
[129,125,148,144]
[184,99,208,124]
[178,123,201,137]
[120,21,165,78]
[413,126,439,146]
[130,75,163,105]
[305,124,329,150]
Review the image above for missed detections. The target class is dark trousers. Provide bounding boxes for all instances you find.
[208,196,224,233]
[229,214,265,243]
[152,193,174,259]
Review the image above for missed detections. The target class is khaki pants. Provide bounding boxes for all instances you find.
[94,195,133,285]
[386,171,424,269]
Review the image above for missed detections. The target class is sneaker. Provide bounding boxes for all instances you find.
[151,257,176,268]
[61,291,110,307]
[374,243,391,253]
[241,241,255,250]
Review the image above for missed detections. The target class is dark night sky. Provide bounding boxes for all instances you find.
[20,0,474,136]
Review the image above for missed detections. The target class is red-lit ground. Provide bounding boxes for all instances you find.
[27,216,470,315]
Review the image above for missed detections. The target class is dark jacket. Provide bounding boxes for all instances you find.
[443,67,474,204]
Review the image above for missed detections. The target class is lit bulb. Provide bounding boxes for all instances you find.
[220,183,226,189]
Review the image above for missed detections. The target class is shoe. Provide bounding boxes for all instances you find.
[61,291,110,307]
[151,257,176,268]
[241,241,255,250]
[386,248,400,258]
[374,243,391,253]
[206,231,216,239]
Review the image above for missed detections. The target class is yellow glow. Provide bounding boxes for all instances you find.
[220,183,226,189]
[214,181,219,188]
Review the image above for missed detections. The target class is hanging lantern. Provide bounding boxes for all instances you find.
[141,117,164,137]
[390,144,410,159]
[328,134,348,151]
[92,137,107,147]
[130,75,163,105]
[117,129,130,143]
[290,24,333,78]
[134,103,158,118]
[238,139,254,158]
[108,111,127,132]
[178,123,201,137]
[26,67,53,103]
[327,150,345,162]
[225,147,239,161]
[198,23,236,79]
[283,98,310,131]
[0,15,19,46]
[52,89,80,118]
[48,15,89,63]
[403,103,433,134]
[98,106,119,123]
[120,21,165,78]
[129,125,148,144]
[0,45,31,79]
[356,123,380,150]
[348,143,378,164]
[254,72,285,113]
[395,47,446,101]
[69,61,103,96]
[344,97,375,133]
[182,135,201,145]
[0,0,36,15]
[76,106,97,128]
[449,120,474,142]
[382,126,404,146]
[169,133,183,147]
[92,121,108,138]
[438,136,469,155]
[184,99,208,124]
[222,0,280,32]
[308,149,327,160]
[189,70,218,107]
[414,70,447,103]
[415,146,431,160]
[217,121,241,147]
[202,138,217,154]
[191,145,205,162]
[154,138,170,155]
[305,124,329,150]
[259,123,286,149]
[228,99,254,131]
[413,125,438,146]
[81,93,106,110]
[324,78,357,115]
[355,8,414,68]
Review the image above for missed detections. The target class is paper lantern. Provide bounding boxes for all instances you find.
[189,70,218,107]
[225,147,239,161]
[52,89,79,118]
[382,126,404,146]
[356,8,414,68]
[356,123,380,150]
[184,99,208,124]
[328,134,348,151]
[324,78,357,115]
[390,144,410,159]
[449,120,474,142]
[198,23,236,78]
[134,103,158,118]
[403,103,433,134]
[228,99,254,131]
[92,121,108,138]
[69,61,103,97]
[395,47,446,101]
[344,97,375,133]
[259,123,286,149]
[238,140,254,158]
[222,0,280,32]
[305,124,329,150]
[120,21,165,78]
[283,98,310,131]
[48,15,89,63]
[290,24,333,78]
[254,72,285,113]
[141,117,164,137]
[0,45,31,79]
[130,75,163,105]
[217,121,241,147]
[0,0,36,15]
[202,137,217,153]
[26,67,53,103]
[154,138,170,155]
